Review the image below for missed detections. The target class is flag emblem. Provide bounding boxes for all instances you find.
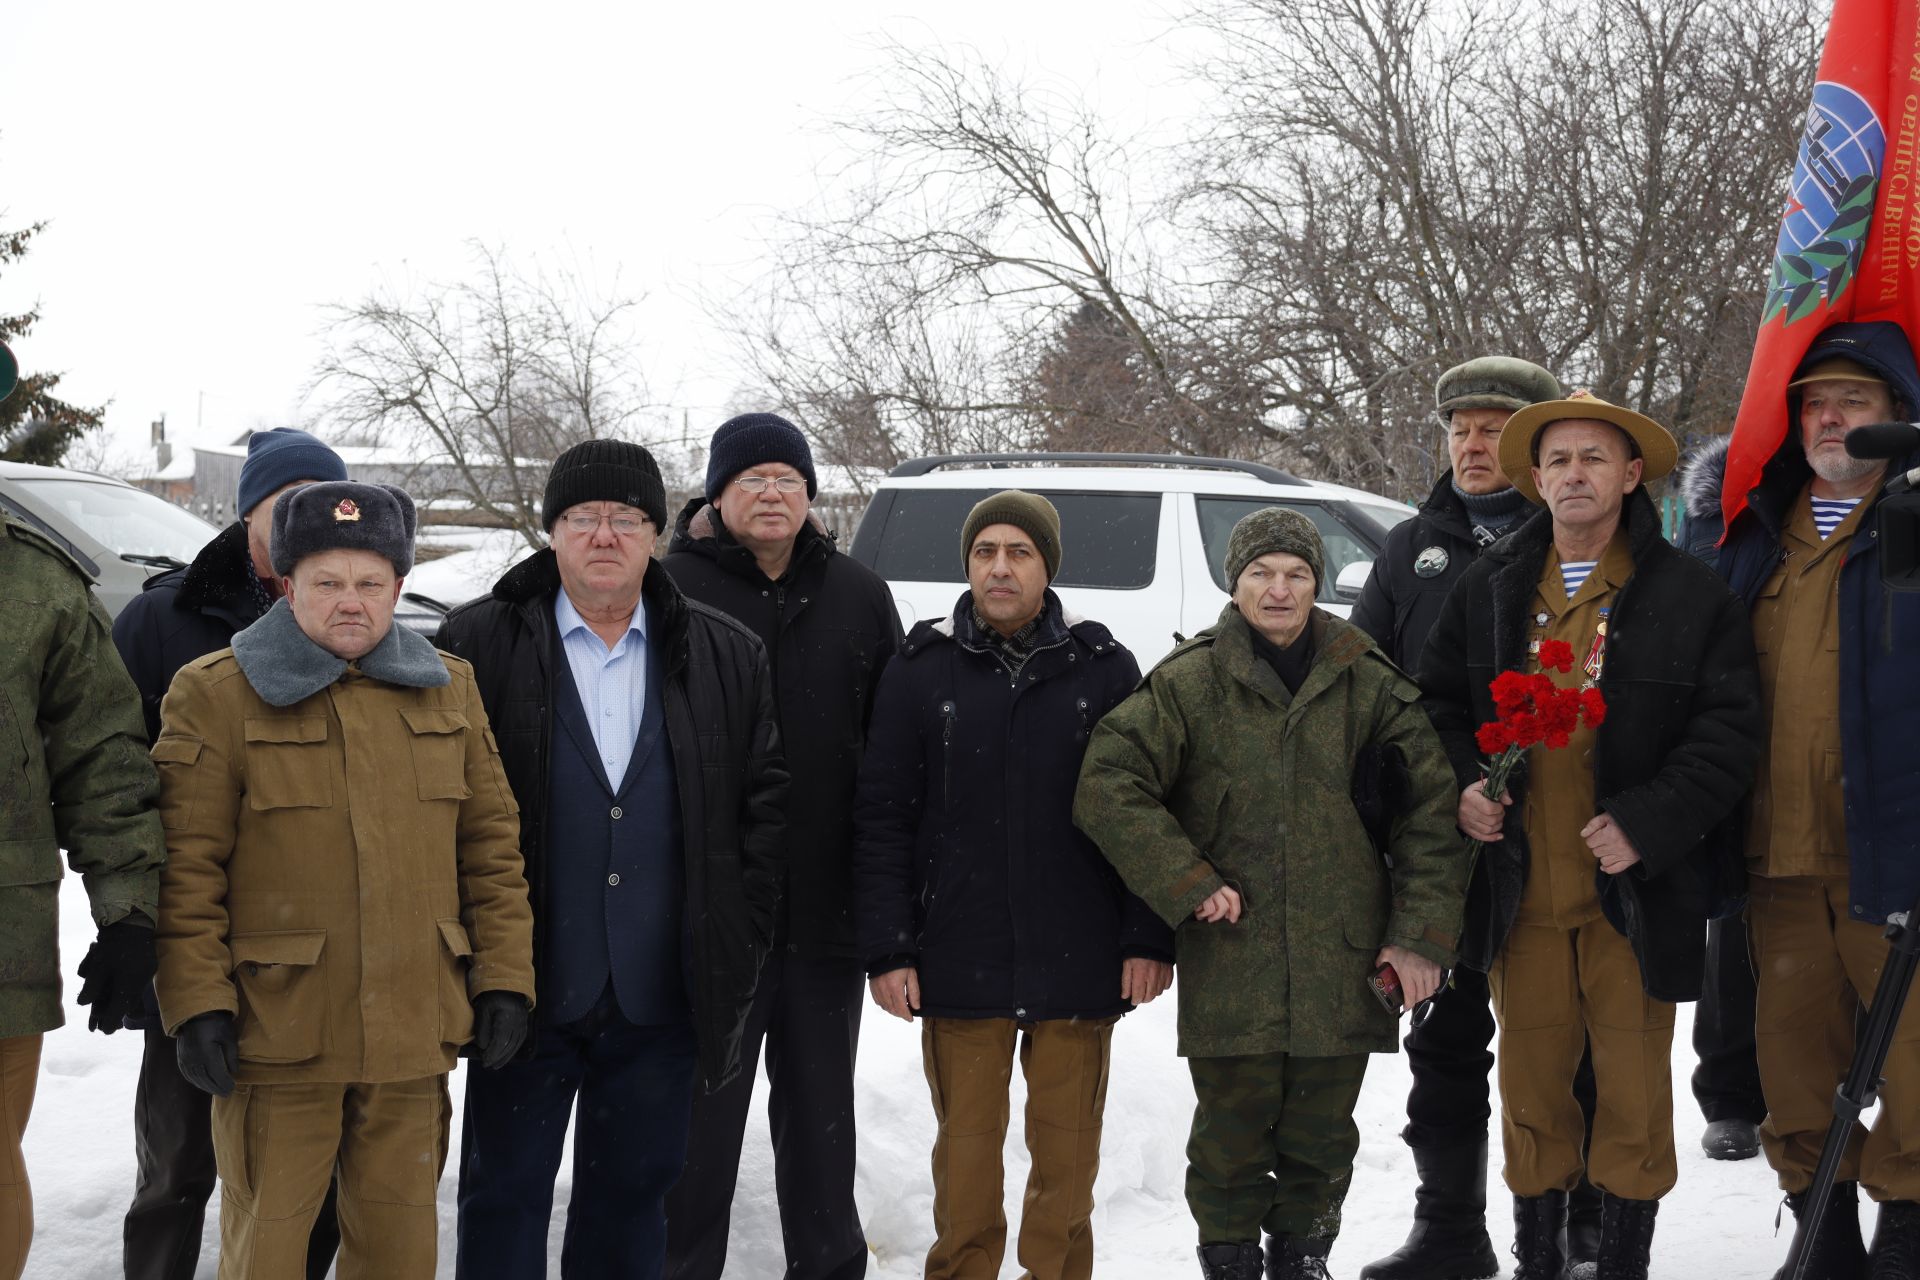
[1765,83,1884,325]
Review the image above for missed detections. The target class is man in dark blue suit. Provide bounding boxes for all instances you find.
[442,440,787,1279]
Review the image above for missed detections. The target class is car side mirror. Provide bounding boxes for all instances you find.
[1334,560,1373,602]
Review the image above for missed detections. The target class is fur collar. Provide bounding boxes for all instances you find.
[173,521,272,624]
[1678,434,1733,521]
[232,598,450,707]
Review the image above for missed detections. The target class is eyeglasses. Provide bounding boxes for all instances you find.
[561,511,652,536]
[734,475,808,495]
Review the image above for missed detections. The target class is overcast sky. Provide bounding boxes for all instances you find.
[0,1,1208,462]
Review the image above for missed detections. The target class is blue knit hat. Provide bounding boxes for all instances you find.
[704,412,817,503]
[238,428,349,518]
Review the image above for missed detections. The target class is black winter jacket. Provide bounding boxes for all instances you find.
[110,521,271,1029]
[435,551,788,1091]
[1417,491,1762,1001]
[1350,472,1487,673]
[112,521,268,743]
[852,592,1174,1022]
[663,500,902,958]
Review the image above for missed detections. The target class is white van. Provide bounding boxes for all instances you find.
[845,453,1416,668]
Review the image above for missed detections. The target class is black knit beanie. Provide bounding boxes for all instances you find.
[960,490,1063,581]
[704,412,817,503]
[542,439,667,532]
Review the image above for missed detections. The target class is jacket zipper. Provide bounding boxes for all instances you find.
[939,699,957,808]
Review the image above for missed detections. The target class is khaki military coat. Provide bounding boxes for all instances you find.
[1075,606,1466,1059]
[153,602,535,1084]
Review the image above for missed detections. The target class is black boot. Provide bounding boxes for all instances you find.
[1511,1191,1570,1280]
[1566,1177,1603,1279]
[1770,1181,1867,1280]
[1593,1194,1657,1279]
[1266,1235,1334,1280]
[1200,1241,1266,1280]
[1870,1200,1920,1279]
[1359,1141,1499,1279]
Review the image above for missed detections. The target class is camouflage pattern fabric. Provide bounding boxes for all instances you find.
[1074,605,1466,1058]
[0,514,163,1038]
[1185,1051,1370,1243]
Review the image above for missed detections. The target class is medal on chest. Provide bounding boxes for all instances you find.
[1581,608,1610,688]
[1413,546,1450,578]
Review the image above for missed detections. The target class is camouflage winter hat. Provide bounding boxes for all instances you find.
[1224,506,1324,589]
[1435,357,1562,421]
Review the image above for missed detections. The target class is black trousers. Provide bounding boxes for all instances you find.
[122,1024,339,1280]
[1403,966,1598,1151]
[1691,915,1767,1124]
[664,948,868,1280]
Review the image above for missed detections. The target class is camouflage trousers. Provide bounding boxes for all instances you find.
[1185,1051,1369,1244]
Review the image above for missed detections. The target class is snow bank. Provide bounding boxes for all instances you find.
[28,886,1804,1277]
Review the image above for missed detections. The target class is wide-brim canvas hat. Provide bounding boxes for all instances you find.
[1497,389,1679,506]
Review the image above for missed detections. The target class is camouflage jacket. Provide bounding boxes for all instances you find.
[0,511,165,1038]
[1074,605,1466,1058]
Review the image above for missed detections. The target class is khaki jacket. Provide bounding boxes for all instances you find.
[154,608,535,1085]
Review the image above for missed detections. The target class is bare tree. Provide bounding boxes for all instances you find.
[312,244,653,547]
[718,41,1267,467]
[1182,0,1818,497]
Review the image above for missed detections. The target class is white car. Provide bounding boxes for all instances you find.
[846,452,1416,668]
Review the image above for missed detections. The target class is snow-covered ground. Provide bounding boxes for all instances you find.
[24,884,1818,1278]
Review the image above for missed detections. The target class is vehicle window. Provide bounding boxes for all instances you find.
[1195,498,1379,597]
[1347,503,1417,540]
[13,478,214,565]
[872,489,1159,589]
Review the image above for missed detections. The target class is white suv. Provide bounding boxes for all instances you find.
[846,453,1415,667]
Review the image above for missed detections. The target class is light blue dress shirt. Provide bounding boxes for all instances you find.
[553,590,648,788]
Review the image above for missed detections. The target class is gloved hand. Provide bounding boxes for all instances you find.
[175,1012,238,1097]
[471,992,531,1070]
[76,918,157,1034]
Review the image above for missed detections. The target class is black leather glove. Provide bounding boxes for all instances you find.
[175,1012,238,1097]
[471,992,531,1070]
[75,919,157,1034]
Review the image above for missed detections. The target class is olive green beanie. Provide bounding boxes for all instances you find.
[960,490,1063,580]
[1224,506,1324,589]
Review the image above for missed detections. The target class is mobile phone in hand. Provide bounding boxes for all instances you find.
[1369,962,1404,1015]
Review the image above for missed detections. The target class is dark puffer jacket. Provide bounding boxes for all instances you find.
[112,521,270,743]
[111,521,273,1030]
[663,500,902,958]
[435,551,788,1091]
[1417,491,1762,1001]
[1350,472,1489,673]
[1708,320,1920,925]
[852,591,1173,1022]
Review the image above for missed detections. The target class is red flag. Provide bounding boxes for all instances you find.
[1724,0,1920,532]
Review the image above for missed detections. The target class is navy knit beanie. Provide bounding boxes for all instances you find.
[542,439,668,532]
[704,413,817,503]
[237,428,349,519]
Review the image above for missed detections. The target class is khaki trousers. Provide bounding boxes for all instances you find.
[1751,874,1920,1200]
[213,1075,449,1280]
[0,1035,39,1280]
[1489,919,1677,1199]
[920,1016,1116,1280]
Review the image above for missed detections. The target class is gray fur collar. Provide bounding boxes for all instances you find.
[1678,433,1733,519]
[232,598,450,707]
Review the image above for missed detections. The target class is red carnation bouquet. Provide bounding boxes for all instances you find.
[1470,638,1608,854]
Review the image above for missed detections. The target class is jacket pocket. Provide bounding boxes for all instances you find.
[400,707,473,802]
[151,735,202,832]
[229,929,328,1064]
[436,918,475,1047]
[244,717,332,810]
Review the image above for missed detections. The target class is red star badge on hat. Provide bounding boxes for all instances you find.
[333,498,361,522]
